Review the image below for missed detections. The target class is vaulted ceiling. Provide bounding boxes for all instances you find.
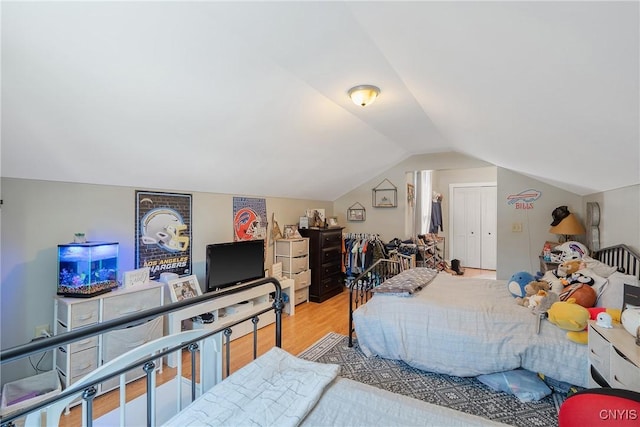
[2,1,638,200]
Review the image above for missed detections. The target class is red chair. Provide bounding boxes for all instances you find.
[559,388,640,427]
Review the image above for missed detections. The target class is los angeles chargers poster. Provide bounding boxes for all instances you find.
[135,191,192,280]
[232,197,267,241]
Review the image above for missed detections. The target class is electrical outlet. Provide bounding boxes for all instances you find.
[35,324,50,338]
[511,223,523,232]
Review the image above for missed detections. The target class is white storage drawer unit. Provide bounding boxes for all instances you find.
[54,282,165,399]
[274,237,311,304]
[588,321,640,392]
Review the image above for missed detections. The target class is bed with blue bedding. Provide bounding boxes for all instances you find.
[350,245,640,389]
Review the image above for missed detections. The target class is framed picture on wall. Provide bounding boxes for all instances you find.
[347,202,366,222]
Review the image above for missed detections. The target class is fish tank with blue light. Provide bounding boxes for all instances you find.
[57,242,119,297]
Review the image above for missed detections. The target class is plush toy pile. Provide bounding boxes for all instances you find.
[508,241,614,344]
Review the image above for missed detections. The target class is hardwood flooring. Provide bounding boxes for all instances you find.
[57,268,494,426]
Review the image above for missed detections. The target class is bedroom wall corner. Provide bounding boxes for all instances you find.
[0,177,333,387]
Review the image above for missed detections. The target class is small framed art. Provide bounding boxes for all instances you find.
[283,225,298,239]
[168,275,202,303]
[347,202,366,222]
[327,217,339,228]
[372,178,398,208]
[123,267,150,288]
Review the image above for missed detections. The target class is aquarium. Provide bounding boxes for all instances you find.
[57,242,119,297]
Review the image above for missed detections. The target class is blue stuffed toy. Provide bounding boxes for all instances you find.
[508,271,535,298]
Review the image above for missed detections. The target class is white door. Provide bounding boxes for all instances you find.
[481,186,497,270]
[450,185,497,269]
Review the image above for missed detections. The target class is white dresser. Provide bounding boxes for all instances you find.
[588,320,640,392]
[275,238,311,305]
[54,282,164,395]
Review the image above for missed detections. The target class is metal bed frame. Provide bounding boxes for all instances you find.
[593,244,640,281]
[0,277,285,427]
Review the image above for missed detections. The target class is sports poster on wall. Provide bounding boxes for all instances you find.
[232,197,267,241]
[135,191,192,280]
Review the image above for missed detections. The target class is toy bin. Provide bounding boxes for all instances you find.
[0,370,62,417]
[57,241,119,297]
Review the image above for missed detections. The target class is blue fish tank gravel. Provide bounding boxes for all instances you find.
[57,242,119,297]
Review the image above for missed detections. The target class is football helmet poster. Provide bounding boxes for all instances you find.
[233,197,267,241]
[136,191,192,280]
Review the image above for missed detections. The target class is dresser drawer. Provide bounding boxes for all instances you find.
[609,347,640,392]
[285,269,311,290]
[57,346,98,381]
[58,300,100,329]
[102,317,163,362]
[275,239,308,257]
[276,255,309,274]
[101,318,163,391]
[320,274,343,293]
[102,287,162,321]
[321,247,341,264]
[294,288,309,305]
[320,230,342,248]
[588,325,611,383]
[65,336,99,354]
[320,262,342,279]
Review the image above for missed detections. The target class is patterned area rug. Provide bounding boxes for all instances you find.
[298,332,565,427]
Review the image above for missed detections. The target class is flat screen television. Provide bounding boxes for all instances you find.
[206,239,265,292]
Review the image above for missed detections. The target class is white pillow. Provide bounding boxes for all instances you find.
[597,272,639,309]
[542,270,563,294]
[581,255,618,278]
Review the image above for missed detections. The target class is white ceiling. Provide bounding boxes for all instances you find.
[2,1,638,200]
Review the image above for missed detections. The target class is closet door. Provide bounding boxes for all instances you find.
[451,185,496,270]
[480,186,497,270]
[451,187,481,268]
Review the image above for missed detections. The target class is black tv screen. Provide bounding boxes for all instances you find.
[206,239,265,292]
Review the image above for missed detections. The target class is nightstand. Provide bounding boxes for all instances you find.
[588,320,640,392]
[538,256,560,273]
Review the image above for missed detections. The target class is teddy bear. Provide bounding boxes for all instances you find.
[546,299,621,344]
[515,280,550,307]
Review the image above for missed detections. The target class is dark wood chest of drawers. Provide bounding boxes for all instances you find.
[299,227,344,303]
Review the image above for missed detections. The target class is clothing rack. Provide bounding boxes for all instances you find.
[342,233,388,285]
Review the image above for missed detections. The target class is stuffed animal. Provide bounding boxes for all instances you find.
[546,300,621,344]
[546,299,590,333]
[554,260,584,278]
[515,280,550,307]
[532,291,559,315]
[508,271,535,298]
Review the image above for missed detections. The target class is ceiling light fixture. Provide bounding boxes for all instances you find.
[348,85,380,107]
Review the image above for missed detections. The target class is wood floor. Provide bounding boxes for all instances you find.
[57,268,494,426]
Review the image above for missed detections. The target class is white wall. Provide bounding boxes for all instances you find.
[0,178,332,385]
[496,168,583,279]
[333,152,494,241]
[583,184,640,253]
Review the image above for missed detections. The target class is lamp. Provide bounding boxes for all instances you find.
[549,213,586,242]
[348,85,380,107]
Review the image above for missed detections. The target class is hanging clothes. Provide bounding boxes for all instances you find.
[342,233,387,284]
[429,200,443,233]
